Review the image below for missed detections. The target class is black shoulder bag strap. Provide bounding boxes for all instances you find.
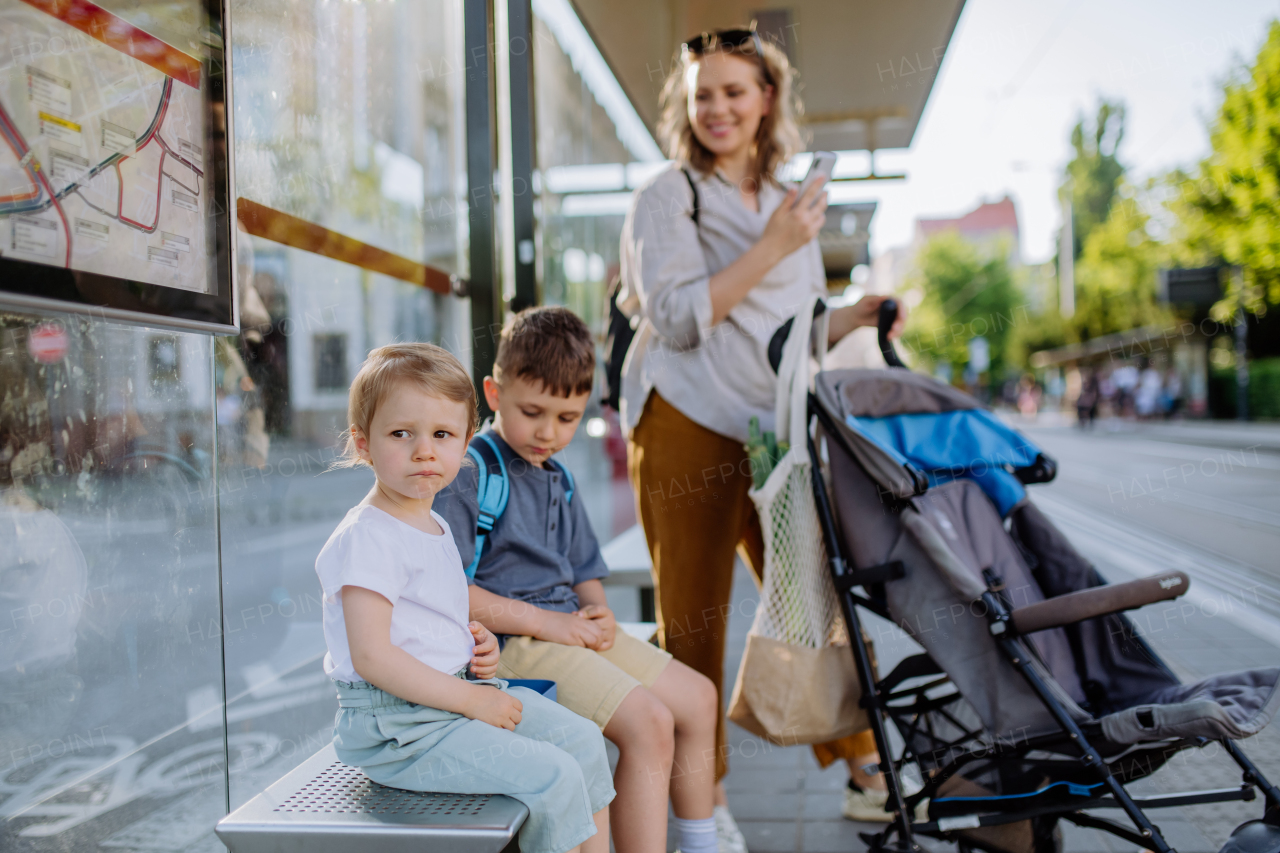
[681,167,701,227]
[604,168,703,409]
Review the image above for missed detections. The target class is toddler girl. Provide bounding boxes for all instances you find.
[316,343,614,853]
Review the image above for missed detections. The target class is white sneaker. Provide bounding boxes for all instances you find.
[714,804,748,853]
[841,779,928,823]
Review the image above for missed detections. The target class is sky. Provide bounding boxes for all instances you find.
[839,0,1280,263]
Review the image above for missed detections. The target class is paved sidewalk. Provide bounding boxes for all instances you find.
[705,560,884,853]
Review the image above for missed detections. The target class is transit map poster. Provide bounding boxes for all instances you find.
[0,0,234,325]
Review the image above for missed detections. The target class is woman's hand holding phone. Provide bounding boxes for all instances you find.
[761,152,833,260]
[705,153,833,324]
[763,181,827,260]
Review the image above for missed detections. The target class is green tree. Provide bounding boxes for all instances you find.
[1174,20,1280,314]
[1072,180,1172,339]
[904,232,1020,378]
[1063,100,1128,259]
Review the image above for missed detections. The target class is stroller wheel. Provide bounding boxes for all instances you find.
[1219,821,1280,853]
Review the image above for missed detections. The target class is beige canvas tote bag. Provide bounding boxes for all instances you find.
[727,296,870,745]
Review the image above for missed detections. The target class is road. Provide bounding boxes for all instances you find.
[1023,418,1280,640]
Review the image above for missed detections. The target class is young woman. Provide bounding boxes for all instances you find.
[618,28,906,827]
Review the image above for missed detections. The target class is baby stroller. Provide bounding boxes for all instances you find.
[803,302,1280,853]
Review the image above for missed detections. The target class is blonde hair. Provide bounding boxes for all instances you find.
[657,34,805,185]
[339,343,477,467]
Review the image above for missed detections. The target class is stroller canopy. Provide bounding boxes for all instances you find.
[822,369,1051,516]
[845,407,1041,516]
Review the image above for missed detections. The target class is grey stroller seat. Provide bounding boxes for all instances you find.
[802,305,1280,853]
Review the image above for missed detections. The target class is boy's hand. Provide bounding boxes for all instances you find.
[534,609,603,648]
[576,604,616,651]
[463,683,522,731]
[468,622,500,679]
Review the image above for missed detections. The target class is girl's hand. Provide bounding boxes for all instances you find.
[468,622,500,680]
[463,683,522,731]
[576,604,616,652]
[762,183,828,260]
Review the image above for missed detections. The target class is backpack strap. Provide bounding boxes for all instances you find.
[681,167,701,227]
[546,458,575,504]
[464,433,509,579]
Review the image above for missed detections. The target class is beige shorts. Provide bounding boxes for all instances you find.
[496,630,673,729]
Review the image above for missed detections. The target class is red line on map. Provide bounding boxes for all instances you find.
[115,148,164,233]
[111,80,172,233]
[17,0,201,89]
[37,162,71,266]
[156,134,203,177]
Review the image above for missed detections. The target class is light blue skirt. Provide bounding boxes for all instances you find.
[333,677,614,853]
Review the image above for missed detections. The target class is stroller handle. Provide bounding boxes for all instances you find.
[877,298,907,369]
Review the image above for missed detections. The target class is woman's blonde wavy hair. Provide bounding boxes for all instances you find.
[657,32,805,186]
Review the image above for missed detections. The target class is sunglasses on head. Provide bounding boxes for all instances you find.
[682,26,764,58]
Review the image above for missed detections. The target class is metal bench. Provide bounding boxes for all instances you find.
[216,679,559,853]
[215,742,526,853]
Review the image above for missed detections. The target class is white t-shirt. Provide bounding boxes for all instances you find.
[315,504,474,683]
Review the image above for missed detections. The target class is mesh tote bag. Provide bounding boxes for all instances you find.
[727,296,869,745]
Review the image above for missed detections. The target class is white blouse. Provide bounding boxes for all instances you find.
[618,164,827,444]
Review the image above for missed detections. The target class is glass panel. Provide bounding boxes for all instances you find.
[532,4,637,323]
[531,0,664,545]
[230,0,469,271]
[0,311,230,850]
[222,0,470,811]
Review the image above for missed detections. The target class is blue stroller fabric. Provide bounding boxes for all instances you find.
[843,408,1043,516]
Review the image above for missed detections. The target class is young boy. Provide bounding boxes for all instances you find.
[436,308,742,853]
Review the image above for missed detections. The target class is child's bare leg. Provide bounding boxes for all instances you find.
[602,687,675,853]
[648,660,717,819]
[580,807,609,853]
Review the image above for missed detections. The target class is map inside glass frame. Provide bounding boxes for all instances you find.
[0,0,236,333]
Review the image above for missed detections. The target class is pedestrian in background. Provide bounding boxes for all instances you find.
[1076,370,1100,429]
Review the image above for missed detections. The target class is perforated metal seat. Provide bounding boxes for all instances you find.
[215,743,527,853]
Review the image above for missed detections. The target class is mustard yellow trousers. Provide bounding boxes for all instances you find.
[628,392,874,780]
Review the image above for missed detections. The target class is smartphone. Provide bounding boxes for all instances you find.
[797,151,837,199]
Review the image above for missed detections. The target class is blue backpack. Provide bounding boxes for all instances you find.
[464,433,575,579]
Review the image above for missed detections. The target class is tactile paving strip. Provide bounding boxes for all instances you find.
[274,762,491,816]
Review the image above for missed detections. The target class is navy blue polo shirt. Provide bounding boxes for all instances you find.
[435,429,609,613]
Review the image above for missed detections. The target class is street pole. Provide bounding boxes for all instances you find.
[464,0,499,415]
[1234,267,1249,421]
